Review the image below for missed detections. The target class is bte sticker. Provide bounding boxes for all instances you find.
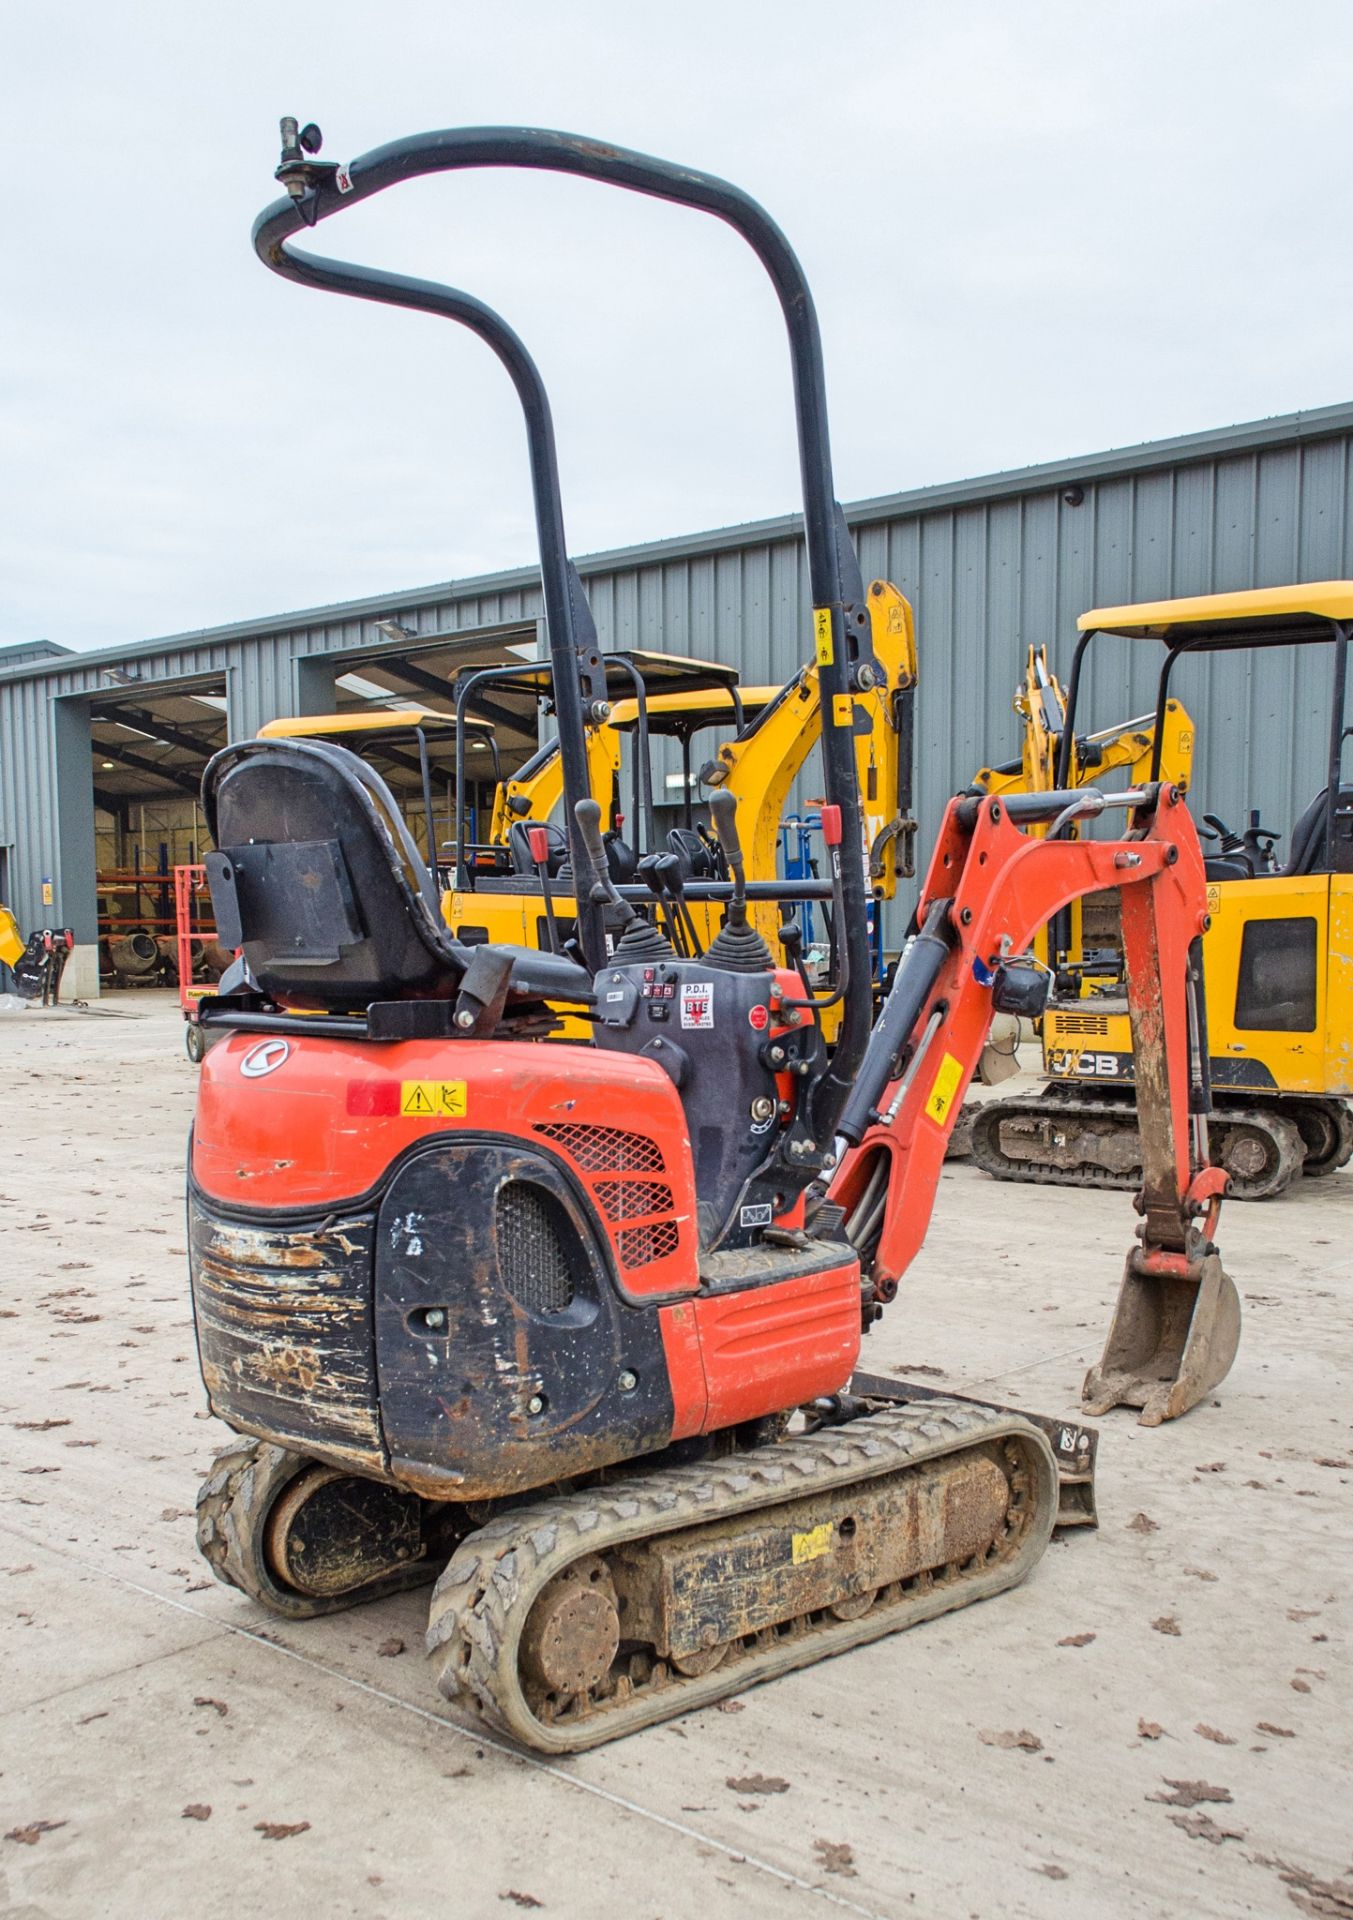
[680,981,714,1030]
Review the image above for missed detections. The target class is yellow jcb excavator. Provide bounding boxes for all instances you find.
[971,643,1196,967]
[970,585,1353,1199]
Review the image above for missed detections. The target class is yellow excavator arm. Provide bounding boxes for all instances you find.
[485,582,918,938]
[699,581,918,934]
[975,644,1195,806]
[0,905,23,970]
[489,723,623,844]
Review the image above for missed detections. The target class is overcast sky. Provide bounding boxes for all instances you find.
[4,1,1353,654]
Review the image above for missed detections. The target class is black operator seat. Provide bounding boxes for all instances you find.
[202,738,593,1012]
[1284,784,1353,876]
[508,819,567,877]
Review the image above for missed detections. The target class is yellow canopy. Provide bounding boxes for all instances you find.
[1079,582,1353,643]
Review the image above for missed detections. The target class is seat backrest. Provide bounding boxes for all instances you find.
[667,825,717,880]
[203,738,465,1011]
[604,830,637,884]
[1284,784,1353,877]
[508,819,568,877]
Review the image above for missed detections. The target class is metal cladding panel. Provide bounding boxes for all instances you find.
[6,410,1353,939]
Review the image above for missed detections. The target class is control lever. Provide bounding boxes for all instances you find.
[637,853,685,953]
[528,825,562,954]
[658,852,704,957]
[574,799,632,920]
[575,798,674,963]
[705,791,774,973]
[709,790,749,924]
[818,804,850,998]
[1242,808,1281,874]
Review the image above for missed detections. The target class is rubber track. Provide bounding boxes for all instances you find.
[196,1436,438,1619]
[426,1401,1057,1754]
[970,1096,1306,1199]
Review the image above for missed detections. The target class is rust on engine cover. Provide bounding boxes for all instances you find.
[608,1448,1009,1661]
[189,1188,385,1474]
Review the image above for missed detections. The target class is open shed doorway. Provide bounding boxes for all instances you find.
[88,674,228,992]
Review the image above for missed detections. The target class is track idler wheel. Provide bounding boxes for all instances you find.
[1212,1112,1304,1199]
[1292,1099,1353,1178]
[195,1436,441,1619]
[1082,1248,1242,1427]
[519,1556,621,1699]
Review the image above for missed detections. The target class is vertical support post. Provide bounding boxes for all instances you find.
[52,695,100,997]
[294,653,338,719]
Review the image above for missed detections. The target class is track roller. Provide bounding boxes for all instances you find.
[426,1402,1057,1753]
[195,1435,446,1618]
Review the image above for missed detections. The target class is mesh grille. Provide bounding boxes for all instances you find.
[617,1220,681,1269]
[593,1179,675,1222]
[1056,1013,1110,1036]
[495,1183,574,1315]
[534,1123,664,1173]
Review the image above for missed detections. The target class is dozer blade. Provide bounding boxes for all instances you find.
[1082,1248,1241,1427]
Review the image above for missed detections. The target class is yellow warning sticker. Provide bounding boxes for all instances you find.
[400,1080,468,1118]
[814,607,834,666]
[791,1522,834,1566]
[832,694,855,729]
[923,1052,964,1128]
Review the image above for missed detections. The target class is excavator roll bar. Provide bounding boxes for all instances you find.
[253,120,876,1144]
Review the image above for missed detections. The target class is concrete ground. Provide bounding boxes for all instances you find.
[2,996,1349,1920]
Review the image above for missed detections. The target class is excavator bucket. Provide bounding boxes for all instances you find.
[1082,1249,1241,1427]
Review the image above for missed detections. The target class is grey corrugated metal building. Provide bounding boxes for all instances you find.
[4,399,1353,994]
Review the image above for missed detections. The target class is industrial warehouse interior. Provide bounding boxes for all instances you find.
[2,8,1349,1920]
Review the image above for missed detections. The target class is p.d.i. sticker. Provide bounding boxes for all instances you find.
[680,981,714,1030]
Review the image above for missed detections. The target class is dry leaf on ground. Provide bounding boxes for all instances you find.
[1149,1779,1233,1808]
[726,1774,790,1795]
[1195,1725,1236,1745]
[1152,1616,1182,1636]
[1169,1811,1245,1845]
[1127,1512,1159,1533]
[1058,1632,1096,1647]
[1137,1719,1165,1740]
[979,1728,1043,1752]
[5,1821,68,1845]
[813,1840,856,1877]
[182,1804,212,1821]
[255,1821,311,1840]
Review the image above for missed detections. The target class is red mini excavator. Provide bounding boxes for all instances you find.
[187,121,1240,1752]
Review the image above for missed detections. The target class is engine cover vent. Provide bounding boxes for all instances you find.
[496,1181,576,1316]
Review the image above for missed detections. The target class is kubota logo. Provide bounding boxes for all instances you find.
[240,1039,291,1079]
